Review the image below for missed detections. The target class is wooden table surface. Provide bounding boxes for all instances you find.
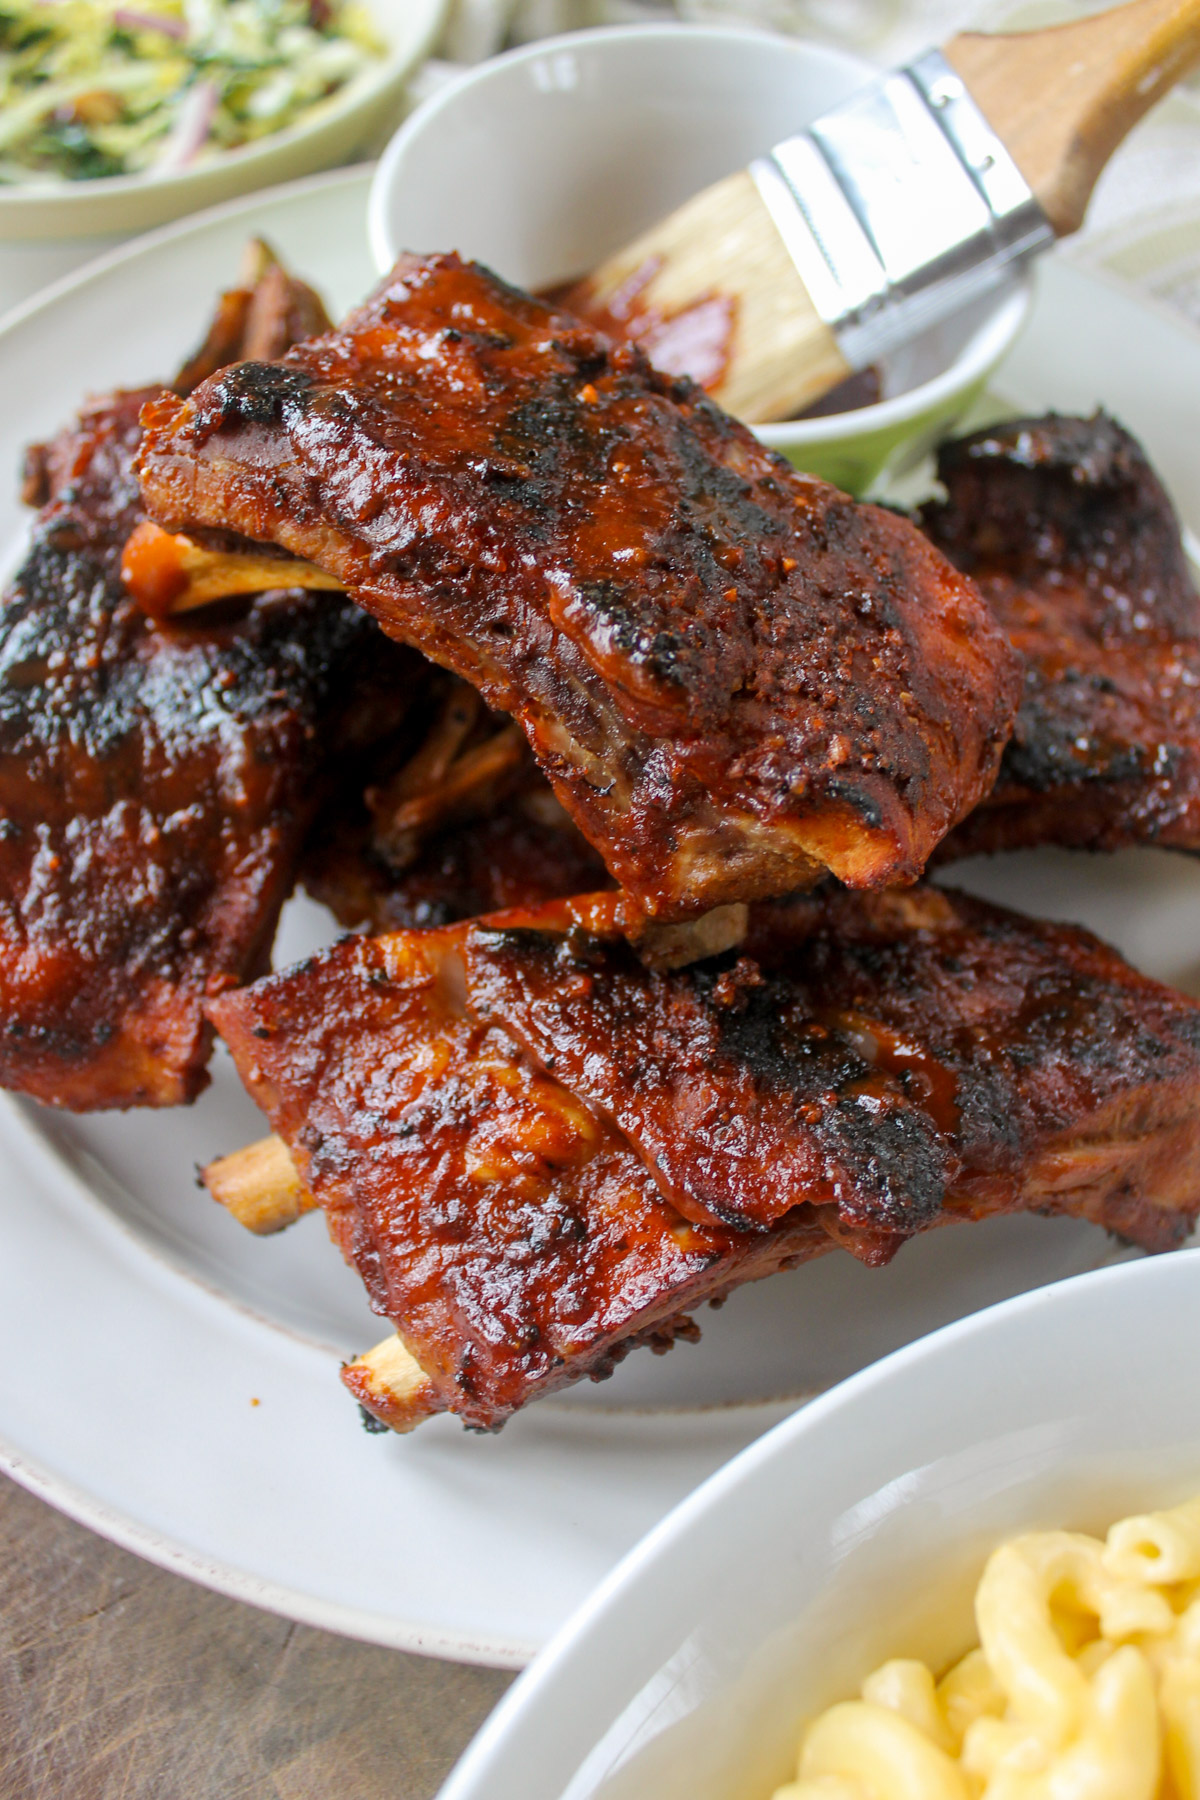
[0,1472,513,1800]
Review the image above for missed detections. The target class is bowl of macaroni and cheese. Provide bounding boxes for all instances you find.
[436,1249,1200,1800]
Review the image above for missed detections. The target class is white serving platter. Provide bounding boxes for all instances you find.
[0,167,1198,1666]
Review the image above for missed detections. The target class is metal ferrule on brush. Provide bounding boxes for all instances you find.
[751,49,1055,371]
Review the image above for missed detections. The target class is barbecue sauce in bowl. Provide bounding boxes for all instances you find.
[542,272,881,420]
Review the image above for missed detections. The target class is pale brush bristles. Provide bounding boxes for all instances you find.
[581,170,848,425]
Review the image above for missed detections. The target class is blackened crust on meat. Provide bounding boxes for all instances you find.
[750,886,1200,1253]
[465,884,1200,1250]
[925,413,1195,635]
[0,387,417,1110]
[465,922,949,1236]
[209,929,831,1430]
[137,252,1021,919]
[208,361,315,428]
[925,413,1200,858]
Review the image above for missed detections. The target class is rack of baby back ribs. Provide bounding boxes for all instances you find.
[7,239,1200,1433]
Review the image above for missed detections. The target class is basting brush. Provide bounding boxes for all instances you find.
[564,0,1200,422]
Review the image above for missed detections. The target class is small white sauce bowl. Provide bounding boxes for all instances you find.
[0,0,446,242]
[439,1249,1200,1800]
[369,24,1032,492]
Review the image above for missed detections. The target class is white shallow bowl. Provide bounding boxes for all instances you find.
[440,1250,1200,1798]
[368,24,1032,492]
[0,0,446,241]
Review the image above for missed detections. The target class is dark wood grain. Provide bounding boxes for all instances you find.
[0,1473,512,1800]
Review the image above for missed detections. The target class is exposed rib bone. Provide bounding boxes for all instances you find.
[206,1134,442,1428]
[121,521,343,619]
[341,1334,442,1433]
[202,1133,316,1235]
[375,680,484,808]
[630,901,749,971]
[525,889,750,972]
[370,719,528,869]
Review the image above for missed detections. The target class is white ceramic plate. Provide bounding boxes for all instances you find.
[1,169,1199,1667]
[438,1249,1200,1800]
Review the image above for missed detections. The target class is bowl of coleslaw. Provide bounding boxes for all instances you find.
[0,0,447,238]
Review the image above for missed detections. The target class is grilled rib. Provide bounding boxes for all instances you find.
[924,413,1200,859]
[0,250,419,1109]
[209,884,1200,1430]
[135,252,1021,920]
[213,929,831,1429]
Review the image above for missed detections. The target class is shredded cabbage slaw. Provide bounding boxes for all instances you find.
[0,0,384,183]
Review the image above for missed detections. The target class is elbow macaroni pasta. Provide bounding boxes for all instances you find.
[773,1495,1200,1800]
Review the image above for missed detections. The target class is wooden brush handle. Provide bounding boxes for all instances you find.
[945,0,1200,236]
